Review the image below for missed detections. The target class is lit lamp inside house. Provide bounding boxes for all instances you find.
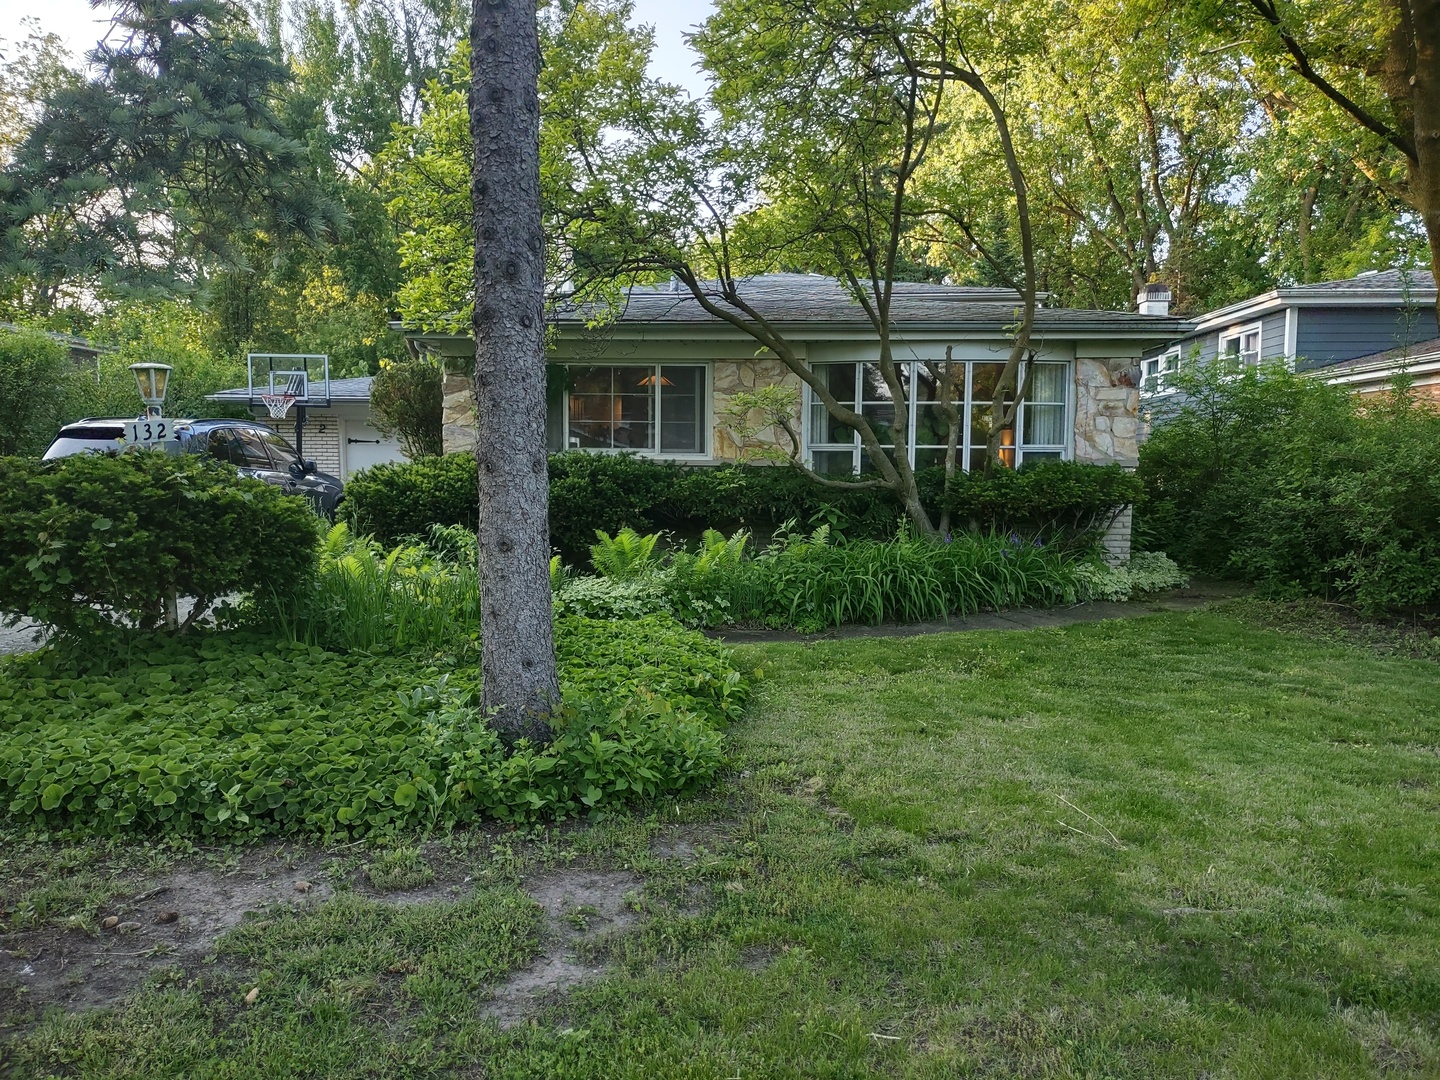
[129,362,172,418]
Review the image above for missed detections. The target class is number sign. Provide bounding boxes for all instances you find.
[124,418,179,446]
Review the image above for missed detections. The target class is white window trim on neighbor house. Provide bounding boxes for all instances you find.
[1142,346,1181,393]
[802,359,1073,475]
[547,360,712,460]
[1218,322,1263,372]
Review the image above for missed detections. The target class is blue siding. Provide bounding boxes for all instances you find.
[1294,306,1440,371]
[1260,312,1288,360]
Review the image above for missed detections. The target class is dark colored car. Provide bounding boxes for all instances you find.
[42,418,344,516]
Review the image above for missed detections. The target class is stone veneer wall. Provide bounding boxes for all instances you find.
[1072,357,1140,564]
[442,372,478,455]
[710,357,803,461]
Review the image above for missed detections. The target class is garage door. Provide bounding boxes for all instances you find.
[342,420,407,477]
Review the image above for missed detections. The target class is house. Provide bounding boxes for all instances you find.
[1317,336,1440,403]
[1140,269,1439,396]
[207,376,408,479]
[401,274,1192,558]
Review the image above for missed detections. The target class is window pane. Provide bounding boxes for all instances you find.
[660,365,704,453]
[812,449,856,476]
[914,402,957,447]
[809,363,857,446]
[206,429,235,465]
[969,362,1006,407]
[1022,449,1062,463]
[861,363,906,403]
[1023,403,1065,447]
[861,401,897,445]
[1027,362,1067,405]
[912,361,961,406]
[566,365,655,450]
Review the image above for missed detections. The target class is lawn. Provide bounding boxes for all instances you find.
[4,605,1440,1077]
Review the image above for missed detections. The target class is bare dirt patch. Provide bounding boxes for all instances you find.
[0,849,332,1029]
[480,868,644,1029]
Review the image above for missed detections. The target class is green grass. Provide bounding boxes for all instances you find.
[7,608,1440,1077]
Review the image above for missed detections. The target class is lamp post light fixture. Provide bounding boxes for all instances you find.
[129,362,173,418]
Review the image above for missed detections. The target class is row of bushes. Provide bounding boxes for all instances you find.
[1137,364,1440,612]
[0,616,746,838]
[344,452,1142,563]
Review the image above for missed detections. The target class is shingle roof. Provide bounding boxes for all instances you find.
[207,376,373,402]
[1320,336,1440,374]
[1282,270,1435,294]
[551,273,1187,334]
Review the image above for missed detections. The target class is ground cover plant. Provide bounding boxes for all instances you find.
[0,615,747,839]
[5,607,1440,1076]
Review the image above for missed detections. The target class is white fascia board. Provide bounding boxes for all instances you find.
[1284,307,1297,364]
[1321,354,1440,385]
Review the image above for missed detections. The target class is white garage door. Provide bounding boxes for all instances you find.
[342,420,408,477]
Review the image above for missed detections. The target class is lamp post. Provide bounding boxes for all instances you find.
[129,362,173,418]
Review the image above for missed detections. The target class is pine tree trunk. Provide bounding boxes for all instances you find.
[468,0,559,743]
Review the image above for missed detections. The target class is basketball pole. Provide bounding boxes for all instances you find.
[294,403,308,458]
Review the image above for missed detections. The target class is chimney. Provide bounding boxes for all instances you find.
[1138,282,1171,317]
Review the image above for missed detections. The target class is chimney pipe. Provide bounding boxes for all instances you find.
[1138,282,1171,317]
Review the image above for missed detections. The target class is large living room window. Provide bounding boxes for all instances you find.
[547,363,707,457]
[806,360,1070,476]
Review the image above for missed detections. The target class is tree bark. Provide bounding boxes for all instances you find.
[468,0,559,742]
[1411,0,1440,324]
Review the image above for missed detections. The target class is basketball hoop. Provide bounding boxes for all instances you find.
[260,391,297,419]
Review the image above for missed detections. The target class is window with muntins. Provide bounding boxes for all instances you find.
[1219,324,1262,371]
[1142,348,1180,392]
[547,364,708,457]
[806,359,1070,475]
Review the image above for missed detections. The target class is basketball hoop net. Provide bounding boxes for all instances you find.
[260,391,297,419]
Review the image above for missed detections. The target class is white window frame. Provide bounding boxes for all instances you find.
[1142,347,1181,393]
[1218,322,1263,372]
[552,361,711,460]
[803,358,1072,475]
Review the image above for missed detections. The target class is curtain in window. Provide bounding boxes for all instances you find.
[1023,363,1067,447]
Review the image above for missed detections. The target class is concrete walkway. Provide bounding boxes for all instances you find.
[712,580,1246,644]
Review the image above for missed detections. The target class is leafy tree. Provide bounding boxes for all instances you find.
[0,325,71,456]
[0,0,342,311]
[370,355,443,457]
[63,302,250,423]
[1185,0,1440,315]
[467,0,560,738]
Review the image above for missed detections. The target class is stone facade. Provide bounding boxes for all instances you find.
[711,357,804,461]
[1073,357,1141,467]
[442,371,478,456]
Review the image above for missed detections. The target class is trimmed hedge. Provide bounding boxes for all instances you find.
[345,452,1141,563]
[0,451,319,636]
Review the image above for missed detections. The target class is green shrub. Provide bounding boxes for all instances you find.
[0,326,71,457]
[553,576,671,620]
[370,355,443,458]
[1137,363,1440,611]
[345,452,1140,563]
[0,451,319,636]
[0,615,746,838]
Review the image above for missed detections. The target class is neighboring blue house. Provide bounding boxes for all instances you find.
[1140,269,1438,397]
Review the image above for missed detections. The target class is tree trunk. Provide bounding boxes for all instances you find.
[1413,0,1440,325]
[468,0,559,743]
